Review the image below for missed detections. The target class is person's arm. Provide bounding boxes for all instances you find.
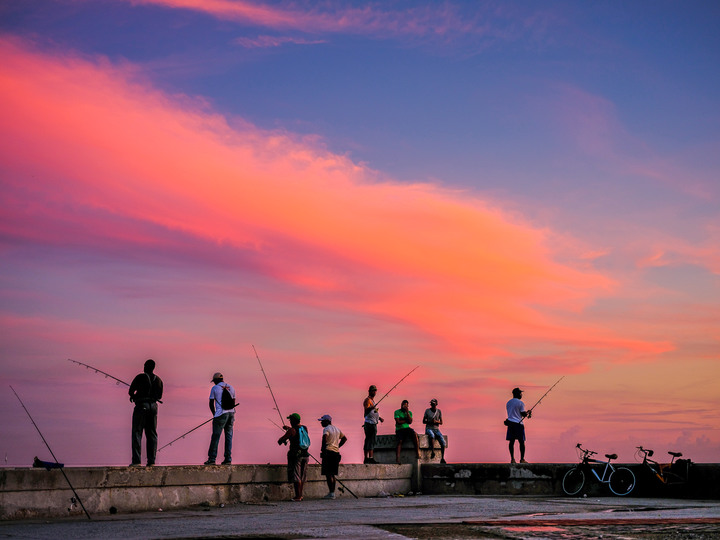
[322,432,328,451]
[128,375,138,402]
[339,434,347,448]
[437,411,442,426]
[422,411,428,425]
[407,411,413,425]
[209,398,215,416]
[278,427,295,445]
[363,397,375,417]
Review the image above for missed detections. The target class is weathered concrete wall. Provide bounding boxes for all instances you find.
[3,461,717,520]
[373,434,448,464]
[421,463,720,499]
[0,464,412,520]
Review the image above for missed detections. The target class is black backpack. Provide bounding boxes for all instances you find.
[220,384,235,410]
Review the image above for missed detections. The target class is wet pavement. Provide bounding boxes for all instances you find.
[0,494,718,539]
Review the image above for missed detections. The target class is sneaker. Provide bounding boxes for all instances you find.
[146,463,155,467]
[129,463,141,467]
[510,459,516,464]
[291,497,303,502]
[221,460,231,465]
[363,457,371,464]
[323,492,335,499]
[369,458,378,464]
[520,459,528,464]
[204,460,216,465]
[440,459,447,464]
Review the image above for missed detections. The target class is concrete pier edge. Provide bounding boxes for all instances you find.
[2,461,718,520]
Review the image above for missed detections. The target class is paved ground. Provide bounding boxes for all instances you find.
[1,495,719,539]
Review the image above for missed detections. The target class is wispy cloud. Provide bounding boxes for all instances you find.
[127,0,553,47]
[234,35,325,49]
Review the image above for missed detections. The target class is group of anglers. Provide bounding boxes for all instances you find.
[126,359,541,501]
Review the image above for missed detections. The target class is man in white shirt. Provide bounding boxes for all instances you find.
[506,387,530,464]
[205,372,236,465]
[318,414,347,499]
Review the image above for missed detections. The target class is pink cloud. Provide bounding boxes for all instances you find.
[0,36,652,364]
[126,0,545,45]
[234,35,325,48]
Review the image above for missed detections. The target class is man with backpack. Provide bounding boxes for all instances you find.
[277,412,310,501]
[205,372,236,465]
[129,359,163,467]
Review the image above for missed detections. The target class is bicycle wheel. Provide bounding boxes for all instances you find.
[609,467,635,496]
[562,467,585,495]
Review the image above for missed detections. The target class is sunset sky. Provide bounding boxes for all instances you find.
[1,1,718,467]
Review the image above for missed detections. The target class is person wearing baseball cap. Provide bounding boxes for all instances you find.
[363,385,384,464]
[318,414,347,499]
[506,387,531,464]
[423,398,446,463]
[278,412,310,501]
[205,372,236,465]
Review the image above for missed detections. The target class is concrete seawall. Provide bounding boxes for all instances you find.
[2,462,718,520]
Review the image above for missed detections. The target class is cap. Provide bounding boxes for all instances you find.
[512,387,523,396]
[287,412,301,423]
[318,414,332,423]
[430,398,438,405]
[369,385,377,391]
[212,372,224,382]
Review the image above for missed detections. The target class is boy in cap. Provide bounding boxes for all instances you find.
[318,414,347,499]
[423,398,446,463]
[205,372,236,465]
[278,412,310,501]
[506,387,530,464]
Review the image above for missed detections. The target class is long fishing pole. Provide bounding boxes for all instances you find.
[158,418,213,452]
[10,385,92,520]
[373,365,420,408]
[254,349,358,499]
[68,359,130,386]
[523,376,565,421]
[253,345,286,428]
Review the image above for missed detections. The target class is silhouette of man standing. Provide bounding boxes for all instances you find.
[129,359,163,466]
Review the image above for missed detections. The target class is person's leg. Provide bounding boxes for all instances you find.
[426,428,436,458]
[437,431,446,462]
[509,440,516,463]
[145,403,158,465]
[412,430,420,459]
[206,416,223,464]
[519,440,526,462]
[131,406,143,465]
[222,413,234,463]
[395,435,402,464]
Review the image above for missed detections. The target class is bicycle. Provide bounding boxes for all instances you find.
[562,443,636,496]
[635,446,691,485]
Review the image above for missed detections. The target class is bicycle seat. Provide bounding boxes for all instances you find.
[668,451,682,457]
[605,453,618,460]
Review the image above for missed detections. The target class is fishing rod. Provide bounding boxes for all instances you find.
[253,345,286,428]
[68,359,130,386]
[10,385,92,520]
[157,418,213,452]
[523,376,565,421]
[373,365,420,408]
[255,348,358,499]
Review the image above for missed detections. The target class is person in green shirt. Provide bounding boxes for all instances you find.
[394,400,420,464]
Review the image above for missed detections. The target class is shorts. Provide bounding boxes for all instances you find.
[321,450,341,476]
[505,421,525,441]
[363,423,377,452]
[395,427,416,444]
[425,427,446,447]
[287,452,309,483]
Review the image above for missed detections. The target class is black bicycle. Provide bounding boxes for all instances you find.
[562,444,636,496]
[635,446,691,485]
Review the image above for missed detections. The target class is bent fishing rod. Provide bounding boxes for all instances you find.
[253,344,286,428]
[373,365,420,408]
[522,376,565,422]
[10,385,92,520]
[255,346,358,499]
[68,359,129,386]
[69,358,163,403]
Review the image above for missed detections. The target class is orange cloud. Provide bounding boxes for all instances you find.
[0,37,667,365]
